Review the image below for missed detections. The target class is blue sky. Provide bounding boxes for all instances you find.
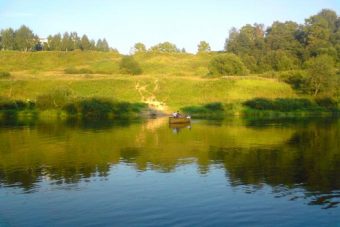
[0,0,339,53]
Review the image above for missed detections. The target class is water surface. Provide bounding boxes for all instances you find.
[0,117,339,226]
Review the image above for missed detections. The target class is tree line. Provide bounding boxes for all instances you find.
[0,25,111,52]
[224,9,340,73]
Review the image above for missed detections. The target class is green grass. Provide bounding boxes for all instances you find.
[0,51,310,115]
[0,75,296,111]
[0,51,120,73]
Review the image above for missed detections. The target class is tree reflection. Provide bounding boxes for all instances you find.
[208,118,340,209]
[0,117,339,208]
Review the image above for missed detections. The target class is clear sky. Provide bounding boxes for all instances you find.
[0,0,339,53]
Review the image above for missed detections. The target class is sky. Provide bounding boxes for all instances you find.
[0,0,339,54]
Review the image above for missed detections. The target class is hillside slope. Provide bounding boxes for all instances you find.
[0,51,296,112]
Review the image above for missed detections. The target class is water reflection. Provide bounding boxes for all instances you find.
[0,117,339,209]
[169,122,191,134]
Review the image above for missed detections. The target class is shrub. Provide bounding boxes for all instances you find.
[36,87,74,110]
[0,99,35,111]
[204,102,224,111]
[0,71,11,79]
[63,98,147,118]
[243,98,274,110]
[208,53,248,76]
[315,97,338,110]
[78,98,114,118]
[181,102,224,117]
[119,56,142,75]
[279,70,308,91]
[243,98,318,112]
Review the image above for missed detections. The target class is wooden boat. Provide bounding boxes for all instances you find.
[169,116,191,124]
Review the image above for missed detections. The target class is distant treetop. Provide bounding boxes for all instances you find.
[0,25,113,52]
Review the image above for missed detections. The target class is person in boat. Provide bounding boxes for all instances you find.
[171,111,184,118]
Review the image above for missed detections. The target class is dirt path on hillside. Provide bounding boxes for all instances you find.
[135,79,168,113]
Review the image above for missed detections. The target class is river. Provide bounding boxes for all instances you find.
[0,117,339,226]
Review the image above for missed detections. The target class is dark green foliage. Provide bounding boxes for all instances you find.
[0,71,11,79]
[315,97,338,110]
[119,56,142,75]
[181,102,224,117]
[78,98,114,118]
[0,99,35,111]
[63,98,146,118]
[243,98,275,110]
[243,98,324,111]
[279,70,308,91]
[265,51,299,71]
[208,53,249,76]
[204,102,224,111]
[224,9,340,76]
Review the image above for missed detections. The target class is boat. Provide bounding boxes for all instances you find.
[169,116,191,124]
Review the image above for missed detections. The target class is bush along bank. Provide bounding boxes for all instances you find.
[0,97,147,120]
[63,98,147,119]
[243,97,339,117]
[181,102,225,118]
[179,98,340,119]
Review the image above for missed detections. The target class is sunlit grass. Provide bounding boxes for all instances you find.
[0,51,298,113]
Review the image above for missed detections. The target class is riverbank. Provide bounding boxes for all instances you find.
[0,51,339,117]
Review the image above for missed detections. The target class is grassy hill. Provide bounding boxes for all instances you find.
[0,51,299,115]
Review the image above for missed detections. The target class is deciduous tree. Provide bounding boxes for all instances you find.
[15,25,35,51]
[305,55,336,96]
[197,41,211,53]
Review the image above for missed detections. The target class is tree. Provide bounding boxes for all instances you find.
[261,50,298,71]
[80,35,91,50]
[61,32,73,51]
[101,38,110,52]
[266,21,303,54]
[96,39,110,51]
[32,35,43,51]
[15,25,35,51]
[90,39,96,50]
[119,56,142,75]
[70,32,81,50]
[208,53,249,76]
[197,41,211,53]
[304,9,338,57]
[225,24,265,55]
[149,42,180,53]
[305,55,336,96]
[48,33,62,50]
[0,28,15,50]
[133,42,146,54]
